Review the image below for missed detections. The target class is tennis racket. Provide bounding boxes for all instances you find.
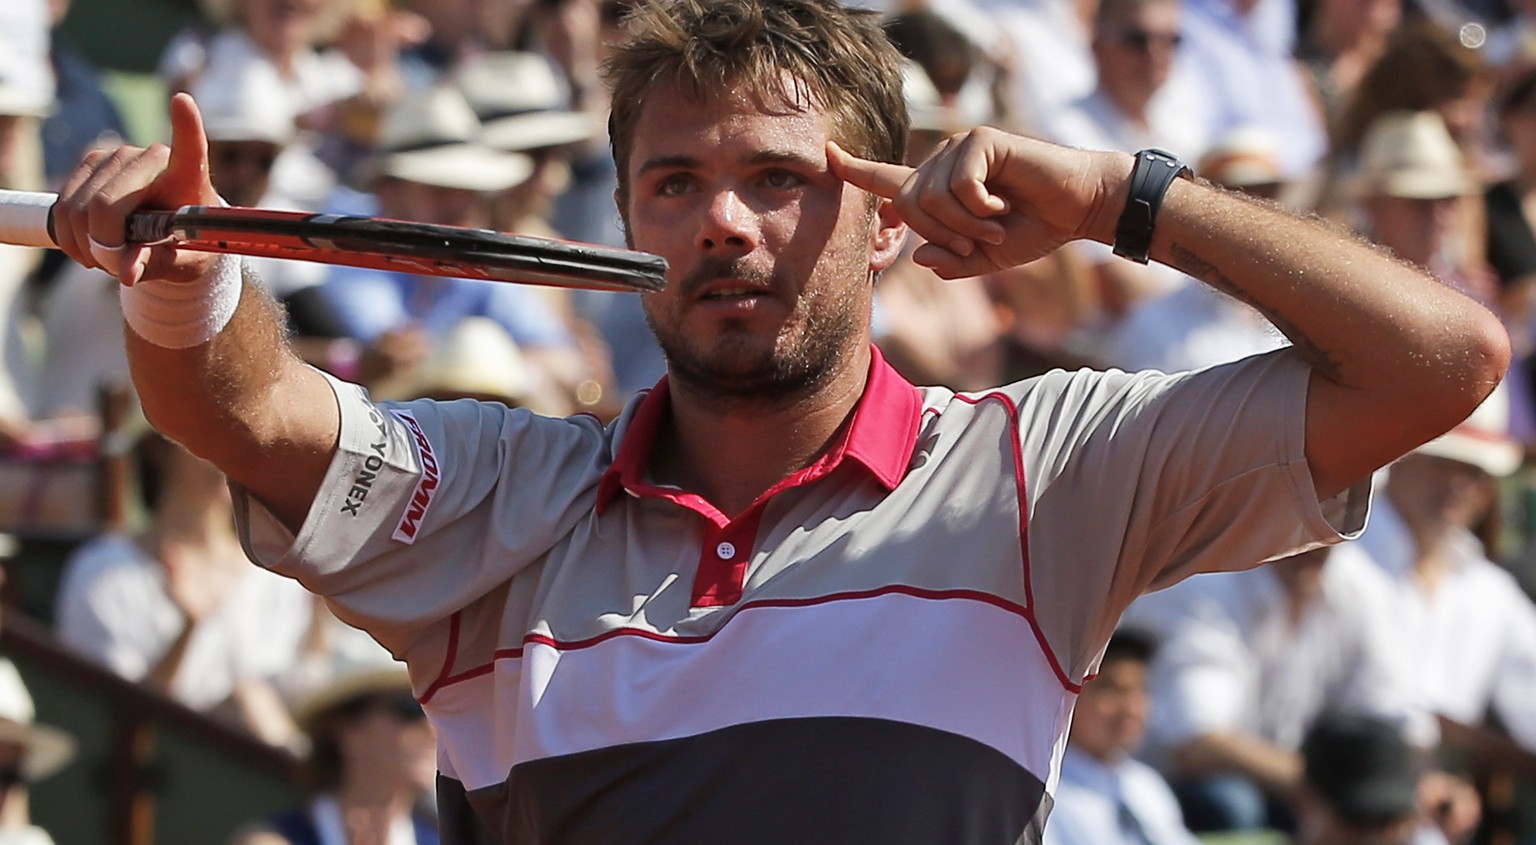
[0,190,668,293]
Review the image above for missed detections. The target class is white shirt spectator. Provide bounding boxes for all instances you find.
[991,2,1096,134]
[1040,82,1212,165]
[1045,746,1202,845]
[1140,546,1435,764]
[55,533,312,712]
[1178,0,1325,179]
[1356,499,1536,749]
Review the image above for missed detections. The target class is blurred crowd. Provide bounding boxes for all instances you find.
[0,0,1535,842]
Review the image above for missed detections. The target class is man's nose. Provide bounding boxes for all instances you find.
[695,189,758,253]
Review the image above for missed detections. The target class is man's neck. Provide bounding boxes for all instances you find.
[653,346,872,518]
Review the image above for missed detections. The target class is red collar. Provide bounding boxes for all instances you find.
[595,345,922,514]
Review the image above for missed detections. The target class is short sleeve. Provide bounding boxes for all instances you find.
[232,370,610,658]
[1018,349,1372,681]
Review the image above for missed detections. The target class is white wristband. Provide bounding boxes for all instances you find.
[119,253,245,349]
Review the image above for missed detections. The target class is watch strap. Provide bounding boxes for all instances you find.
[1112,148,1192,264]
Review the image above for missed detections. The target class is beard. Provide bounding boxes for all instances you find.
[645,256,867,407]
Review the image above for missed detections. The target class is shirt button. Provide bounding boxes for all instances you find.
[716,542,736,559]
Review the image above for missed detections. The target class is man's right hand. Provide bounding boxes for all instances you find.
[52,92,222,288]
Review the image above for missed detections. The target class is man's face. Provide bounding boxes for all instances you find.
[1093,2,1182,106]
[1365,194,1458,269]
[208,140,280,207]
[1386,452,1494,535]
[378,178,486,229]
[621,83,904,401]
[1068,655,1150,761]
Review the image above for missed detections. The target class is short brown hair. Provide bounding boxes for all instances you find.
[602,0,908,211]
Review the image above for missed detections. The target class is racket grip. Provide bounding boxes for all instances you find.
[0,190,58,248]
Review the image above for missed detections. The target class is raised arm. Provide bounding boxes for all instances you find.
[51,94,338,531]
[830,130,1512,498]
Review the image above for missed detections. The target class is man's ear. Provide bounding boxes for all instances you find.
[870,198,908,273]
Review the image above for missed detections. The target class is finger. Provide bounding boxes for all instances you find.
[86,145,174,280]
[161,92,214,207]
[827,141,912,199]
[53,147,115,268]
[949,136,1010,219]
[908,154,1008,246]
[911,241,993,279]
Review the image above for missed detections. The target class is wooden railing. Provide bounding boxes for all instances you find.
[0,613,303,845]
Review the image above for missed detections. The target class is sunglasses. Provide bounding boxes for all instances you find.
[211,144,280,173]
[0,767,22,790]
[1108,28,1184,52]
[339,691,426,723]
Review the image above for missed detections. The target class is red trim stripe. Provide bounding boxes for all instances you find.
[418,583,1063,702]
[949,391,1079,694]
[420,611,463,703]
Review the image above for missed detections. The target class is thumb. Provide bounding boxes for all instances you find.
[161,92,218,207]
[827,140,911,200]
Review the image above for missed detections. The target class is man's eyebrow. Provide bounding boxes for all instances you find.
[635,149,825,177]
[747,149,824,168]
[636,155,699,177]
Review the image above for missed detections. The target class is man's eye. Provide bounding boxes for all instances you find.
[762,170,803,189]
[656,175,694,196]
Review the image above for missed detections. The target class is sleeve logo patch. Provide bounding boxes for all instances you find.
[392,410,441,544]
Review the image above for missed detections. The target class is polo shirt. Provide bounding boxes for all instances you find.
[235,345,1367,844]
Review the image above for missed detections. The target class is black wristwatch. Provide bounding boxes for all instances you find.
[1112,148,1193,264]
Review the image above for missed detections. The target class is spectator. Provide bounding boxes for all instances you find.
[54,433,312,748]
[988,0,1098,135]
[0,3,53,448]
[39,0,126,190]
[234,657,439,845]
[1045,629,1201,845]
[1042,0,1208,161]
[1294,0,1402,134]
[1293,713,1454,845]
[0,659,74,845]
[1135,546,1433,833]
[1354,387,1536,781]
[1041,0,1210,363]
[316,85,591,411]
[1355,111,1490,301]
[1177,0,1327,180]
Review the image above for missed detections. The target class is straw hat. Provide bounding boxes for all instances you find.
[292,658,414,736]
[191,55,296,145]
[374,85,534,192]
[457,52,597,153]
[1415,382,1523,477]
[0,659,75,783]
[1357,111,1477,200]
[1198,126,1284,189]
[414,317,533,406]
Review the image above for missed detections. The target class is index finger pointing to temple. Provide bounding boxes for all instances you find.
[827,141,912,198]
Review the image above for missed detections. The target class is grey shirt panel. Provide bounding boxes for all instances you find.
[1013,349,1369,682]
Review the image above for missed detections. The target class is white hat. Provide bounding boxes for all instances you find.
[1415,382,1523,477]
[0,0,54,118]
[0,659,75,782]
[414,317,532,406]
[458,52,597,153]
[375,86,534,192]
[1358,111,1478,200]
[191,56,296,145]
[1199,126,1284,189]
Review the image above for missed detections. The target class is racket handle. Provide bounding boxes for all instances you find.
[0,190,180,250]
[0,189,58,248]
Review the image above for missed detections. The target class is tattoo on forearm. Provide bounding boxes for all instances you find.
[1167,242,1344,382]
